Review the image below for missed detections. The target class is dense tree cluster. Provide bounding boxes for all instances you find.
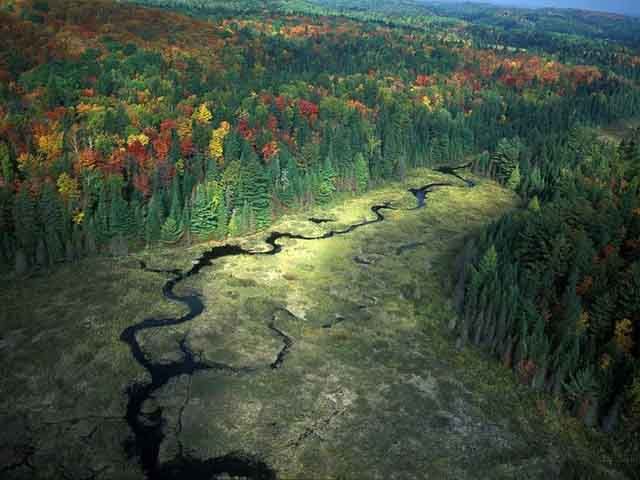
[2,0,638,277]
[455,128,640,463]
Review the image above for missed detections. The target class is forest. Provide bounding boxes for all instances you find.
[1,0,640,478]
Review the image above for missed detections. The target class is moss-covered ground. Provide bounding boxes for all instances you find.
[0,169,630,479]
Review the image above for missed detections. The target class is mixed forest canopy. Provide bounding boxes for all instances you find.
[0,0,639,472]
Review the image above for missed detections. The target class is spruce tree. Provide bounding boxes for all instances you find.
[161,217,183,243]
[94,186,110,245]
[215,194,228,239]
[354,153,370,194]
[84,218,98,255]
[0,141,13,184]
[145,194,163,245]
[228,208,241,237]
[168,178,182,220]
[108,186,131,238]
[189,184,216,238]
[248,159,271,229]
[14,185,38,260]
[507,165,521,191]
[161,179,184,243]
[131,199,145,241]
[240,200,252,233]
[491,137,522,183]
[39,183,65,265]
[316,156,337,204]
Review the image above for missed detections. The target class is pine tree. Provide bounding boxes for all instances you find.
[94,186,110,244]
[478,245,498,278]
[161,217,183,244]
[190,184,216,238]
[72,224,84,259]
[181,201,192,245]
[145,194,163,244]
[84,219,98,255]
[316,156,337,204]
[192,124,210,159]
[278,164,295,207]
[277,151,299,207]
[109,187,131,238]
[215,194,228,239]
[491,137,522,183]
[168,178,182,220]
[161,179,184,243]
[528,196,541,212]
[395,154,407,181]
[169,129,181,165]
[619,262,640,319]
[0,141,13,184]
[241,200,252,233]
[14,185,38,260]
[45,73,63,109]
[39,183,65,265]
[354,152,370,194]
[0,232,14,272]
[228,208,241,237]
[131,199,145,241]
[35,238,48,267]
[248,159,271,229]
[507,164,521,191]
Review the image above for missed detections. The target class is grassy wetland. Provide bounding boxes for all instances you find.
[0,169,629,479]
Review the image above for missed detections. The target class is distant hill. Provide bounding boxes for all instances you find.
[423,0,640,17]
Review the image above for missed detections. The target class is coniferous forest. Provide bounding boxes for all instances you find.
[1,0,640,478]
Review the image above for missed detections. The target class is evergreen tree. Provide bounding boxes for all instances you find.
[215,194,228,239]
[145,194,163,245]
[14,186,38,260]
[354,152,370,194]
[84,218,98,255]
[316,156,337,204]
[168,178,182,220]
[181,201,192,245]
[0,141,13,184]
[45,73,63,109]
[161,179,184,243]
[228,208,241,237]
[478,245,498,278]
[189,184,216,238]
[161,216,183,243]
[94,186,110,244]
[240,200,252,233]
[131,199,145,241]
[395,154,407,181]
[247,159,271,229]
[507,165,521,191]
[39,183,65,265]
[491,137,523,184]
[108,185,131,238]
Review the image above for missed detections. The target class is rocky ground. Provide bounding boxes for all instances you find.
[0,169,629,479]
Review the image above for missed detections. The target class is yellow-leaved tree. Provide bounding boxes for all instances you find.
[194,103,213,124]
[57,173,80,204]
[177,118,192,139]
[209,121,231,165]
[127,133,150,146]
[37,129,64,164]
[615,318,634,355]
